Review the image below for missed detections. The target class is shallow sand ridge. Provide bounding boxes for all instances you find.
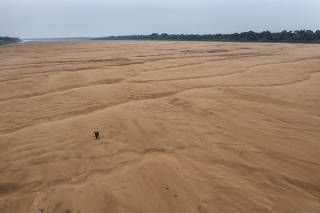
[0,41,320,213]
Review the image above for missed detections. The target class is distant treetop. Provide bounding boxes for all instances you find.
[0,36,21,45]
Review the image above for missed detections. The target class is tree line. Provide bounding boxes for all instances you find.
[0,36,21,45]
[93,30,320,43]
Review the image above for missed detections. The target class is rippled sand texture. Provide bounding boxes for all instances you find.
[0,41,320,213]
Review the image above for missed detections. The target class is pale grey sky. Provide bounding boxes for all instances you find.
[1,0,319,38]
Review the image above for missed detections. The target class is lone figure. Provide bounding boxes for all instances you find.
[94,131,100,139]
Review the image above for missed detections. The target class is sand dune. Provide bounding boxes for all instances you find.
[0,41,319,213]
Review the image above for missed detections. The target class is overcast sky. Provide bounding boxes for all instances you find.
[1,0,319,38]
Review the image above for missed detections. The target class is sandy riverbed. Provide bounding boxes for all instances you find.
[0,41,320,213]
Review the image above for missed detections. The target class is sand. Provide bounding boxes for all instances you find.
[0,41,319,213]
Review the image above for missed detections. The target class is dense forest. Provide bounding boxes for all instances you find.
[0,36,21,45]
[93,30,320,43]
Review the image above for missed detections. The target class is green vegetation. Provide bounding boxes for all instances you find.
[0,36,21,45]
[93,30,320,43]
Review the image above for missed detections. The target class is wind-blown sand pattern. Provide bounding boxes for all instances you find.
[0,41,320,213]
